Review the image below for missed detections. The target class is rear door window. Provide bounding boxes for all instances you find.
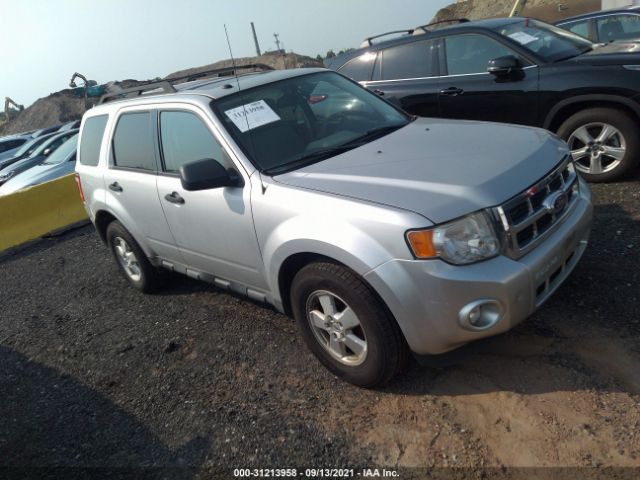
[380,39,436,80]
[79,115,108,166]
[562,19,590,39]
[112,112,156,171]
[159,111,226,173]
[337,52,377,81]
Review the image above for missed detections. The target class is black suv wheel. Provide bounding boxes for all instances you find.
[558,107,639,182]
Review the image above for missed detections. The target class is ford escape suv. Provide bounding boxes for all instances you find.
[76,66,593,387]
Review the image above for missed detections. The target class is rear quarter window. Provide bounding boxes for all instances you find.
[337,52,377,82]
[79,115,108,166]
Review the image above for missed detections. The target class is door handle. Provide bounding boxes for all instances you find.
[109,182,123,192]
[439,87,464,96]
[164,192,185,205]
[373,89,385,96]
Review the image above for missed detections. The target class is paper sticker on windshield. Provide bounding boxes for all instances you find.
[224,100,280,132]
[507,31,538,45]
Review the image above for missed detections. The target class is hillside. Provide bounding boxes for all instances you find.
[0,52,321,137]
[431,0,600,23]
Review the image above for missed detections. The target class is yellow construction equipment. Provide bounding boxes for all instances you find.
[509,0,528,16]
[4,97,24,120]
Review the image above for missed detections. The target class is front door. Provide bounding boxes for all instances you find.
[437,33,539,126]
[155,108,267,290]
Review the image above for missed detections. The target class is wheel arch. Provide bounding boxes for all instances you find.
[94,209,118,244]
[544,95,640,133]
[276,251,397,330]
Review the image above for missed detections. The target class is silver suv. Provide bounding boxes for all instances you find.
[76,67,593,387]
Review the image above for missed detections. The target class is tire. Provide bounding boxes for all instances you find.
[290,262,409,388]
[557,107,640,182]
[106,220,164,293]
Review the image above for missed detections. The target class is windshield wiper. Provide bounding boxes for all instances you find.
[263,145,357,175]
[263,123,408,175]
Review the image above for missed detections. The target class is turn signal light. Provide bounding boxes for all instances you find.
[406,230,437,258]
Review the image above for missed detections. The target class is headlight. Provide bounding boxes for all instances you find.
[406,211,500,265]
[0,171,14,181]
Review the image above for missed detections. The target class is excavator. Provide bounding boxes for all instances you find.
[4,97,24,121]
[69,72,105,99]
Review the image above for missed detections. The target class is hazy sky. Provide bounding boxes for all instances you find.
[0,0,451,107]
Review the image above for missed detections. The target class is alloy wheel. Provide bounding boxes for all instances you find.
[306,290,368,366]
[113,236,142,282]
[568,122,626,175]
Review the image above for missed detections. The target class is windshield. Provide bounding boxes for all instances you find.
[14,134,51,157]
[211,71,409,174]
[43,134,78,165]
[32,132,76,158]
[493,19,593,62]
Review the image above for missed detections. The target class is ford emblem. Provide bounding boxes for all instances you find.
[543,191,568,215]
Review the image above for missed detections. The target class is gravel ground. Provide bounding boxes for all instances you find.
[0,180,639,479]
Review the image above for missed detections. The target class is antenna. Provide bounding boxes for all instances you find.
[223,24,260,185]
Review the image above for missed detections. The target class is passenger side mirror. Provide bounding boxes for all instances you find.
[179,158,243,191]
[487,55,522,78]
[43,148,52,156]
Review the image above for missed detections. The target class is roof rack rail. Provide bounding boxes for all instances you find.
[413,18,470,34]
[360,30,415,48]
[164,63,274,84]
[98,63,274,104]
[98,81,176,105]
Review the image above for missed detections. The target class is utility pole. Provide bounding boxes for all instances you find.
[274,33,282,52]
[509,0,527,17]
[251,22,261,56]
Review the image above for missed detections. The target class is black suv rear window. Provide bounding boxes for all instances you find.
[79,115,108,166]
[112,112,155,171]
[381,40,435,80]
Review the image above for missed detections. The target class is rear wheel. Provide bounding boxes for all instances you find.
[557,107,639,182]
[106,221,164,293]
[290,262,409,387]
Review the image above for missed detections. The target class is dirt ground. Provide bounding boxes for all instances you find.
[0,179,639,479]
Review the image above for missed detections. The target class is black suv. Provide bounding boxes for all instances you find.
[326,17,640,182]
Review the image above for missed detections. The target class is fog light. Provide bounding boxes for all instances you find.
[458,299,503,331]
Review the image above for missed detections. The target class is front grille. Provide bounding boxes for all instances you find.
[494,157,578,259]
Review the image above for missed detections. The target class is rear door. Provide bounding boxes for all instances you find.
[437,33,539,126]
[155,107,267,290]
[104,109,181,262]
[363,38,440,117]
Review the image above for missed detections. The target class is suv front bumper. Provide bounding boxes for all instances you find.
[364,178,593,356]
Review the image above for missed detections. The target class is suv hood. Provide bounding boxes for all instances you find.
[574,41,640,65]
[274,118,568,224]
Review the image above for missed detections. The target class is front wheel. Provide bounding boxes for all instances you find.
[557,107,639,182]
[290,262,409,387]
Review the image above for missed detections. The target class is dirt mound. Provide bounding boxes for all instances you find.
[165,52,323,80]
[0,52,321,137]
[0,92,86,136]
[431,0,600,23]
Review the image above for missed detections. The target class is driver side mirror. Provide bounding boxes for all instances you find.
[487,55,522,78]
[179,158,243,191]
[43,148,52,156]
